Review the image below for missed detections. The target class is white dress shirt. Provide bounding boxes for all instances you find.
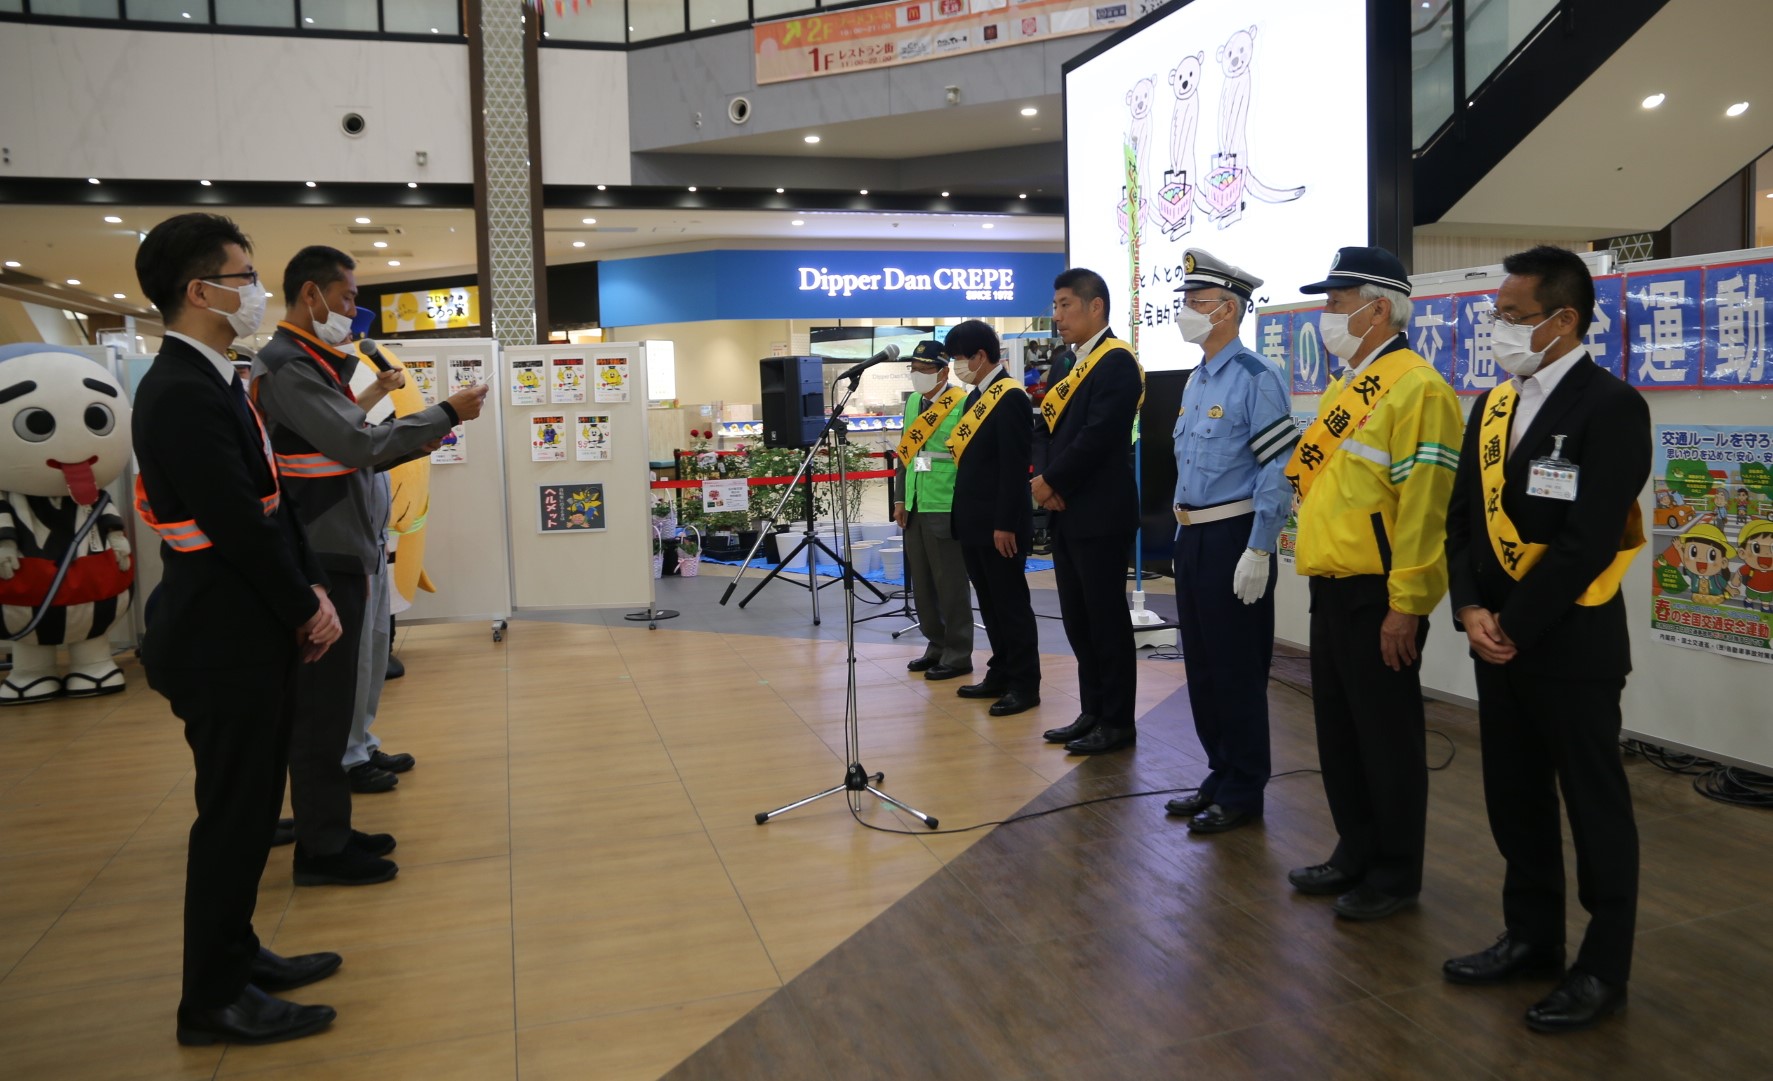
[1509,346,1586,457]
[165,331,239,386]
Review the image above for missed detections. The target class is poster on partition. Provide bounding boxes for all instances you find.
[575,413,611,461]
[538,482,606,533]
[448,355,485,393]
[702,478,751,514]
[594,355,630,402]
[530,414,568,462]
[404,357,439,406]
[1649,423,1773,664]
[431,424,466,465]
[510,357,545,405]
[550,355,586,404]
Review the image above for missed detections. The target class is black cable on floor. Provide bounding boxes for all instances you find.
[1621,739,1773,809]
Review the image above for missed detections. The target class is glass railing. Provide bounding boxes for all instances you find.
[1412,0,1561,150]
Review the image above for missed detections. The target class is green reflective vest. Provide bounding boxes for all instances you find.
[900,390,963,513]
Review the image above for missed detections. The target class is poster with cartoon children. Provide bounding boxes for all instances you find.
[1650,424,1773,664]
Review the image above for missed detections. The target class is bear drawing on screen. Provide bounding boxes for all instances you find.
[1125,75,1157,216]
[1203,25,1306,228]
[0,345,134,704]
[1159,52,1206,239]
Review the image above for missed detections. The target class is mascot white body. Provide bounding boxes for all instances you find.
[0,345,133,703]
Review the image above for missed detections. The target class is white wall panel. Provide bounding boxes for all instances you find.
[537,48,631,186]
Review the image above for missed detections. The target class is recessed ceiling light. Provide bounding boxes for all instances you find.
[199,179,211,186]
[597,184,607,191]
[113,292,127,299]
[67,279,82,285]
[688,186,697,192]
[572,241,587,248]
[776,187,785,194]
[859,189,869,195]
[304,15,314,22]
[1642,93,1665,109]
[981,223,994,230]
[305,180,317,187]
[431,27,439,33]
[388,260,401,266]
[182,11,191,18]
[1727,101,1750,117]
[104,215,122,223]
[804,134,821,144]
[1020,107,1038,117]
[581,217,597,224]
[543,31,550,37]
[3,261,19,269]
[373,241,388,248]
[408,181,419,188]
[356,216,372,224]
[1018,193,1027,200]
[941,191,950,197]
[791,219,805,226]
[87,178,100,185]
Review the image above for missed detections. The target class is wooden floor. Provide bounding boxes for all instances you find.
[3,593,1771,1080]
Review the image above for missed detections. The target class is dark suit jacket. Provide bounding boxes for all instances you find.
[1446,355,1650,677]
[133,337,325,676]
[951,370,1034,547]
[1040,329,1142,539]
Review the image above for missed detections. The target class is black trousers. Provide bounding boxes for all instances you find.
[157,660,297,1011]
[1174,514,1275,813]
[1475,663,1638,984]
[1309,575,1429,896]
[961,542,1040,694]
[289,570,369,856]
[1052,527,1137,729]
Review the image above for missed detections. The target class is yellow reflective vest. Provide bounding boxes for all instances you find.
[1293,339,1464,616]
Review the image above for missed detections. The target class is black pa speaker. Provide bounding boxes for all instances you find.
[759,356,826,449]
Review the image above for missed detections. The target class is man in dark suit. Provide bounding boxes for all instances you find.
[133,213,346,1046]
[945,320,1040,716]
[1443,245,1650,1033]
[1032,268,1143,754]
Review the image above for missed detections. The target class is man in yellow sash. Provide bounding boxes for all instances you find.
[1283,246,1462,921]
[893,340,974,681]
[945,321,1040,715]
[1034,268,1145,754]
[1442,245,1650,1034]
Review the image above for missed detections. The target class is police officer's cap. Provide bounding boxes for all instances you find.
[1173,249,1263,303]
[1300,246,1412,296]
[907,340,948,367]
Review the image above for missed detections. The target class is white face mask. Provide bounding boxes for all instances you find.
[1176,300,1227,346]
[204,278,268,338]
[909,369,944,396]
[1491,309,1567,378]
[1318,299,1378,361]
[308,290,355,346]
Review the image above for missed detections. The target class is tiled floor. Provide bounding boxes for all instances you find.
[4,567,1771,1080]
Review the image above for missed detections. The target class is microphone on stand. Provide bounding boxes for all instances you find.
[834,343,901,382]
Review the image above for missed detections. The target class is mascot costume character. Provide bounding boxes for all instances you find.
[348,337,437,609]
[0,344,134,703]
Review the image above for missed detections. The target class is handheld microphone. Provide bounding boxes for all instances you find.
[360,338,396,373]
[835,343,900,382]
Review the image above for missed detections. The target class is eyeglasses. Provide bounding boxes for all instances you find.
[200,270,260,287]
[1493,309,1551,328]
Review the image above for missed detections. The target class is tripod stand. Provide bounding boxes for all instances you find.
[752,374,939,829]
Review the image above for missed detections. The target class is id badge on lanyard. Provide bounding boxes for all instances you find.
[914,453,933,473]
[1526,434,1579,502]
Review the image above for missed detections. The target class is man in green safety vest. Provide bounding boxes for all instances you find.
[893,340,974,680]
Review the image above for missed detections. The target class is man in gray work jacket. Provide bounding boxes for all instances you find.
[254,245,488,885]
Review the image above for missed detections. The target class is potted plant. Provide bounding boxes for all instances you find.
[677,524,702,577]
[650,494,677,535]
[651,522,665,579]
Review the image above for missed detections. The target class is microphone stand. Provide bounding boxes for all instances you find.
[754,372,939,829]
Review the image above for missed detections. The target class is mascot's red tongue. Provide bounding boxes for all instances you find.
[54,457,100,506]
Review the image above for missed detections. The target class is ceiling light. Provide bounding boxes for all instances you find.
[859,189,869,195]
[356,216,372,224]
[597,184,607,191]
[67,279,82,285]
[572,240,586,248]
[373,241,388,248]
[304,15,314,22]
[3,261,19,268]
[1641,93,1665,109]
[791,219,805,226]
[104,215,123,223]
[182,11,191,18]
[1727,101,1750,117]
[388,260,401,266]
[430,27,439,33]
[305,180,317,187]
[688,185,697,192]
[199,179,211,186]
[981,223,994,230]
[87,178,100,185]
[776,187,785,194]
[804,134,821,144]
[1018,193,1027,199]
[941,191,950,197]
[113,293,127,299]
[1020,107,1038,117]
[581,217,597,224]
[408,181,419,188]
[543,31,550,37]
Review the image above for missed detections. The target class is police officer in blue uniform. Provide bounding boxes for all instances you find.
[1163,250,1299,833]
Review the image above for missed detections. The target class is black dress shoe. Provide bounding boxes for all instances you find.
[346,762,398,793]
[1444,933,1566,985]
[369,749,415,773]
[956,680,1008,699]
[1187,805,1257,834]
[249,947,342,993]
[293,844,398,887]
[1525,970,1627,1033]
[271,817,296,848]
[176,985,336,1046]
[1332,885,1418,921]
[1163,791,1211,817]
[1043,714,1097,744]
[349,829,397,857]
[907,655,940,673]
[1287,862,1362,896]
[924,663,973,682]
[988,691,1040,717]
[385,653,405,680]
[1065,726,1136,755]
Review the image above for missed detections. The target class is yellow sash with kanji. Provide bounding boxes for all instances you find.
[946,381,1016,465]
[894,386,966,466]
[1478,382,1642,605]
[1042,337,1144,431]
[1284,349,1426,500]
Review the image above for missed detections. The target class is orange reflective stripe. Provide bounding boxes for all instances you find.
[274,451,354,478]
[133,475,278,554]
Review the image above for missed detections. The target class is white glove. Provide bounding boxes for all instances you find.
[107,531,132,571]
[1232,548,1271,605]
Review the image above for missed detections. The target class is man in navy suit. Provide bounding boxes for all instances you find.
[1033,269,1144,754]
